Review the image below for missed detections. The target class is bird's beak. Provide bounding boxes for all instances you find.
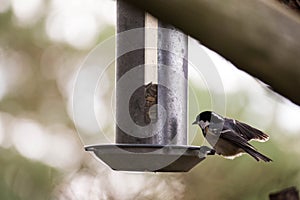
[192,121,197,125]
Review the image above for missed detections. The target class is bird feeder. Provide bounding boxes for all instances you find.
[85,0,213,172]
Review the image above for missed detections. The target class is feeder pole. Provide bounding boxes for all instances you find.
[116,0,188,145]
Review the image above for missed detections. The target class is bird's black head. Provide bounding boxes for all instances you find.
[192,111,223,129]
[199,111,212,122]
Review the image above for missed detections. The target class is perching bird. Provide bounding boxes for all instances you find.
[192,111,272,162]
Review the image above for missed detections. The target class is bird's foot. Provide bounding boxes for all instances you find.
[208,149,216,155]
[198,146,215,158]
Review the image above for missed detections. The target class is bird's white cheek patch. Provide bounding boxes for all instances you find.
[199,120,210,129]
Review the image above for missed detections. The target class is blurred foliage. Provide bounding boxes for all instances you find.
[0,1,300,200]
[0,148,57,200]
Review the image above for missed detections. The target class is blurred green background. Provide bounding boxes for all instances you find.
[0,0,300,199]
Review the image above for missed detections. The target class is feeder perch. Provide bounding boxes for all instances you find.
[85,0,213,172]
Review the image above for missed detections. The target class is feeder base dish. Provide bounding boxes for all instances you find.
[85,144,213,172]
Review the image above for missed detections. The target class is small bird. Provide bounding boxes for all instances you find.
[192,111,272,162]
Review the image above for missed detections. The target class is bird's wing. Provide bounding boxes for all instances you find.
[225,118,269,142]
[219,129,256,150]
[220,128,272,162]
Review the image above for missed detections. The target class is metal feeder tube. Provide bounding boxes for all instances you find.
[85,0,212,172]
[157,22,188,145]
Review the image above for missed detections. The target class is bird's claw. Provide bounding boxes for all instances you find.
[198,146,215,158]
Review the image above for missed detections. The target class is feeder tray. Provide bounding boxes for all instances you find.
[85,144,213,172]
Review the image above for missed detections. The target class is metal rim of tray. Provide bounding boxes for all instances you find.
[85,144,213,172]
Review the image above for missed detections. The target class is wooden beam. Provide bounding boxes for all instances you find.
[123,0,300,105]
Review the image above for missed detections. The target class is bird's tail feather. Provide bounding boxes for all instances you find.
[244,147,272,162]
